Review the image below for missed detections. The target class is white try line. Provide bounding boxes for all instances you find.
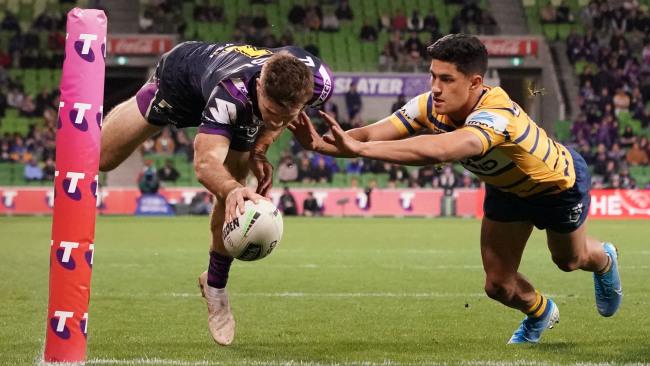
[91,292,579,300]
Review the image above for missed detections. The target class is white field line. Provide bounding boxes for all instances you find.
[91,292,580,299]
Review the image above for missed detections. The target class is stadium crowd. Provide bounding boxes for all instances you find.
[0,0,648,190]
[561,0,650,188]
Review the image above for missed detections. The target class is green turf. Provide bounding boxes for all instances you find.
[1,217,649,365]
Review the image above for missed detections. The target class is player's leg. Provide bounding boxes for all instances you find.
[198,149,249,346]
[99,96,163,172]
[482,183,560,344]
[546,224,621,317]
[481,217,536,311]
[543,147,621,317]
[482,217,561,344]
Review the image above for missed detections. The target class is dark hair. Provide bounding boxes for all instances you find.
[426,34,488,76]
[262,53,314,109]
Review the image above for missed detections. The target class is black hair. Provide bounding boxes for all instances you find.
[426,34,488,76]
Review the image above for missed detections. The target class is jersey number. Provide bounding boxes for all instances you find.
[226,45,272,58]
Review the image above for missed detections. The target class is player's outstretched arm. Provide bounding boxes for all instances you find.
[194,133,262,221]
[250,126,283,196]
[288,111,403,157]
[322,112,484,165]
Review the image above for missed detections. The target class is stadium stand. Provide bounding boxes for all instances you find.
[0,0,647,190]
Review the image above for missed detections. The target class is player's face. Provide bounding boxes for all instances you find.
[257,85,303,130]
[429,60,475,116]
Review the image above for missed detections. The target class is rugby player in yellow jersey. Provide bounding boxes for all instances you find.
[289,34,622,343]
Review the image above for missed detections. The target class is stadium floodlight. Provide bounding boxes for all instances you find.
[43,8,107,364]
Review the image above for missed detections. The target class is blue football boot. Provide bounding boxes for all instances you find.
[593,242,622,317]
[508,298,560,344]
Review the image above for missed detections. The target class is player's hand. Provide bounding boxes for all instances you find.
[319,110,363,156]
[288,112,323,151]
[225,186,263,222]
[249,152,273,196]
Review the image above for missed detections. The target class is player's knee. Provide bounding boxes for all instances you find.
[552,256,581,272]
[99,155,117,172]
[484,279,515,302]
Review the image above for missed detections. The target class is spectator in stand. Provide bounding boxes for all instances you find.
[579,142,594,165]
[391,10,407,32]
[138,168,160,194]
[252,9,269,31]
[360,20,378,42]
[423,10,440,38]
[297,154,313,183]
[158,158,180,183]
[345,158,364,175]
[378,12,391,31]
[0,139,10,162]
[321,8,339,32]
[460,171,479,188]
[335,0,353,21]
[539,3,557,24]
[20,95,36,117]
[155,128,175,155]
[278,187,298,216]
[619,126,636,148]
[189,192,213,215]
[302,191,322,216]
[556,1,574,23]
[608,142,626,163]
[345,81,363,126]
[613,87,631,116]
[311,156,333,183]
[439,166,457,196]
[277,155,298,183]
[386,163,410,187]
[592,143,609,176]
[407,10,423,32]
[24,158,43,182]
[42,157,56,181]
[626,140,649,166]
[416,165,436,187]
[288,4,306,26]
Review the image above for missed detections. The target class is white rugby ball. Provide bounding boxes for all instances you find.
[222,199,284,261]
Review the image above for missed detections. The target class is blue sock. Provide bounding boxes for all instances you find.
[207,251,233,289]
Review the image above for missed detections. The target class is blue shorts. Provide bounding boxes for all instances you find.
[483,148,591,233]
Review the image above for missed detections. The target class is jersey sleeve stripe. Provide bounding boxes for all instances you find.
[528,127,540,153]
[542,139,552,162]
[427,95,454,132]
[395,111,416,135]
[466,125,492,150]
[497,174,529,189]
[514,122,531,143]
[563,155,570,176]
[470,162,517,177]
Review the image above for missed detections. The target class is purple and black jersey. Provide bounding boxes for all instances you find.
[135,41,333,151]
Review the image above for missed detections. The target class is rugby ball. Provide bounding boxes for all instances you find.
[222,199,283,261]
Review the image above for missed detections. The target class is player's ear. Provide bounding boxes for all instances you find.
[469,74,483,90]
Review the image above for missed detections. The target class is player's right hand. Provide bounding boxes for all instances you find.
[225,187,263,222]
[288,112,322,151]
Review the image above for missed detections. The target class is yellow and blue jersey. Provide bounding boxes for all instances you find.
[389,86,575,198]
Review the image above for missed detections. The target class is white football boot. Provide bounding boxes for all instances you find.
[198,271,235,345]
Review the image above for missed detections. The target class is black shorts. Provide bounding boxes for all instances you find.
[135,42,205,129]
[483,148,591,233]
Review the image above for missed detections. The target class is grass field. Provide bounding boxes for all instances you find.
[1,216,649,365]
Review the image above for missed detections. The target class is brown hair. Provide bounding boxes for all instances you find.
[261,53,313,109]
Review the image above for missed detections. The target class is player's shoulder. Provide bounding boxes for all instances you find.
[400,92,431,118]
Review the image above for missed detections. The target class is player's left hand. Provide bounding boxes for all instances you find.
[249,152,273,196]
[319,110,363,156]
